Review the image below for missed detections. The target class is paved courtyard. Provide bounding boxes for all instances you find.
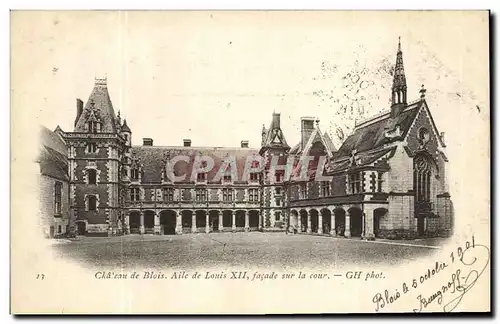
[51,232,446,270]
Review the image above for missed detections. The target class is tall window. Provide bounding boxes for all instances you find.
[414,155,432,202]
[223,174,232,183]
[163,188,174,201]
[248,189,259,202]
[377,172,384,193]
[54,181,62,214]
[131,168,139,181]
[348,172,361,194]
[88,195,97,211]
[196,188,207,202]
[276,198,282,207]
[275,211,281,221]
[321,181,331,197]
[249,161,260,182]
[87,142,97,153]
[299,183,308,199]
[222,188,233,202]
[196,161,207,182]
[275,171,283,183]
[88,121,98,133]
[275,187,282,195]
[130,188,140,202]
[88,169,97,185]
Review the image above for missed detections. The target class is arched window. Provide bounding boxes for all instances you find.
[88,169,97,185]
[413,154,434,202]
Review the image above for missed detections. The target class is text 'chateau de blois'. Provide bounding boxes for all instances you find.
[37,39,454,240]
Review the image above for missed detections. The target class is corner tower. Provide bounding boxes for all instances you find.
[62,78,127,236]
[259,112,290,230]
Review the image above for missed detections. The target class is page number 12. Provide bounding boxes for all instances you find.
[36,274,45,280]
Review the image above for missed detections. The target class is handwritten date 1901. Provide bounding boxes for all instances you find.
[372,235,490,313]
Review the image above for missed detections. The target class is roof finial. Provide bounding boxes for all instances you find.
[398,36,401,52]
[419,84,427,99]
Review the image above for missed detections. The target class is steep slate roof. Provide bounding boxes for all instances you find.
[335,100,422,159]
[289,130,337,156]
[329,147,395,173]
[131,146,260,183]
[38,126,69,181]
[323,132,337,152]
[74,78,118,133]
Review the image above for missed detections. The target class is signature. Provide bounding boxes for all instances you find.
[413,241,490,313]
[372,236,490,313]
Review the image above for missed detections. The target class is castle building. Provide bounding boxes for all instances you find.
[38,39,453,239]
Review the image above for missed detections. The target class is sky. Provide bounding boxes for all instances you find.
[12,11,489,159]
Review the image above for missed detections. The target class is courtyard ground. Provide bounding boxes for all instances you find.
[51,232,447,270]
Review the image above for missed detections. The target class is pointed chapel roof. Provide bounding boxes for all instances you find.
[74,78,118,133]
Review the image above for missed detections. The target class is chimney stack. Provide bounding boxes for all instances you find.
[241,140,249,148]
[183,139,192,147]
[75,98,84,126]
[272,112,281,129]
[143,138,153,146]
[301,117,315,150]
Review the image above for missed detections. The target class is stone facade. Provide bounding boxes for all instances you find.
[42,39,453,240]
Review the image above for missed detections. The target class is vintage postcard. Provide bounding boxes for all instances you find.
[10,10,490,314]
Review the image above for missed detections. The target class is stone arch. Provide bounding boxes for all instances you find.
[290,209,299,229]
[333,207,346,236]
[373,208,388,238]
[181,210,193,233]
[320,208,332,235]
[159,210,177,235]
[209,210,220,232]
[222,210,233,229]
[299,209,308,233]
[235,210,246,229]
[309,209,319,233]
[195,210,207,229]
[248,210,260,229]
[129,210,141,234]
[143,210,155,234]
[348,206,363,237]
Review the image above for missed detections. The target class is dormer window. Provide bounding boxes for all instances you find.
[223,174,232,183]
[275,171,283,183]
[249,160,260,182]
[131,168,139,181]
[87,143,97,153]
[197,161,207,182]
[197,172,207,182]
[88,121,99,133]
